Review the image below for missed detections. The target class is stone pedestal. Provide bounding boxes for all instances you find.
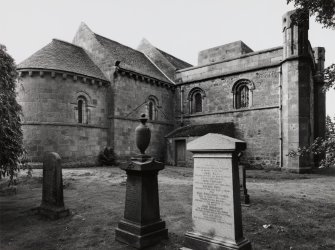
[35,152,69,219]
[184,133,251,250]
[115,156,168,249]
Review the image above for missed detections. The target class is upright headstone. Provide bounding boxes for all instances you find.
[115,114,168,249]
[239,164,250,205]
[185,133,251,250]
[35,152,69,219]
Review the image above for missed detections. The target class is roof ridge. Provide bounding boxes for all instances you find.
[52,38,84,50]
[142,53,174,84]
[94,33,140,53]
[156,47,192,67]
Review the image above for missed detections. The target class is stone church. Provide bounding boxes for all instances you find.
[17,10,326,173]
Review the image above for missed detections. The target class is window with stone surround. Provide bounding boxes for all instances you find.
[146,96,158,120]
[77,96,88,124]
[232,79,254,109]
[188,87,205,114]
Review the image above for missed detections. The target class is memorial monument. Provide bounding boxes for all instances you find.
[34,152,70,219]
[115,114,168,249]
[185,133,252,250]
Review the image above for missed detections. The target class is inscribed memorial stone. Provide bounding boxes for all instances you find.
[185,133,251,250]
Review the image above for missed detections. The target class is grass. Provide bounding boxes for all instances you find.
[0,166,334,249]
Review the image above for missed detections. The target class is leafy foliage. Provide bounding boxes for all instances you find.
[287,0,335,29]
[288,116,335,168]
[323,63,335,91]
[98,147,117,166]
[0,45,25,183]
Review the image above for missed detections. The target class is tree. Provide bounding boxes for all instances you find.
[287,0,335,91]
[0,45,25,182]
[287,0,335,167]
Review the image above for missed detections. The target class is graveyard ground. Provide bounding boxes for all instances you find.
[0,166,334,250]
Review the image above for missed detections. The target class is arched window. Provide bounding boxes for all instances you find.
[77,96,88,124]
[194,92,202,113]
[146,96,158,120]
[232,79,254,109]
[188,87,205,114]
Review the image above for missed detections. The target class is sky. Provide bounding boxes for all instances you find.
[1,0,334,117]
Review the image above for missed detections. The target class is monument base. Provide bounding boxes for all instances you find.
[115,219,168,249]
[33,205,70,220]
[240,191,250,204]
[185,232,252,250]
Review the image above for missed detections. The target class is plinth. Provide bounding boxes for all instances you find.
[184,133,252,250]
[115,156,168,249]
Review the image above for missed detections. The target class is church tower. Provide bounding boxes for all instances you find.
[281,10,315,172]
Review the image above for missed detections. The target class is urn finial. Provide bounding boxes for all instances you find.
[135,113,151,155]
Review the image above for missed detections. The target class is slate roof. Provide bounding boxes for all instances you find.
[17,39,108,81]
[157,48,192,70]
[94,34,172,83]
[165,123,235,138]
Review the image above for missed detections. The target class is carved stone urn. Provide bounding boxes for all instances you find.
[135,113,151,155]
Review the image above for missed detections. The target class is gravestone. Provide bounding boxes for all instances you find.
[184,133,252,250]
[35,152,69,219]
[115,114,168,249]
[239,164,250,204]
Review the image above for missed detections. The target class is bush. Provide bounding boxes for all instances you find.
[98,147,117,166]
[288,116,335,168]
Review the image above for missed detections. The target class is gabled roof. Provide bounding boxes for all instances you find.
[137,38,192,81]
[94,34,172,83]
[17,39,108,81]
[165,123,234,138]
[156,48,192,70]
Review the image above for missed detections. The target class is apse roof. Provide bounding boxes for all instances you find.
[17,39,108,81]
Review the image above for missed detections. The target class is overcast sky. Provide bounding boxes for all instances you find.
[1,0,334,117]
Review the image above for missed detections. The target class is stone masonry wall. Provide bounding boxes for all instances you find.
[176,67,281,168]
[112,74,175,161]
[17,72,108,163]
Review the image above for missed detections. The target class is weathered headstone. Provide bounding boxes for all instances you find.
[115,114,168,249]
[35,152,69,219]
[184,133,251,250]
[239,164,250,205]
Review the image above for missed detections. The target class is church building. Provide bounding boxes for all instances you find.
[17,10,326,173]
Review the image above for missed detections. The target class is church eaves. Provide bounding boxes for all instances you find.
[17,39,108,81]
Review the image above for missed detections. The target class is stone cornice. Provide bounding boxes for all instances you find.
[22,121,108,129]
[176,63,282,85]
[17,68,110,87]
[178,105,280,118]
[176,53,317,85]
[108,115,174,126]
[114,66,176,92]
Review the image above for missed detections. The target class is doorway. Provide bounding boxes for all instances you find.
[175,139,186,166]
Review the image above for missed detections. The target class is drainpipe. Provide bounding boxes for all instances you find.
[180,86,184,127]
[278,66,283,168]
